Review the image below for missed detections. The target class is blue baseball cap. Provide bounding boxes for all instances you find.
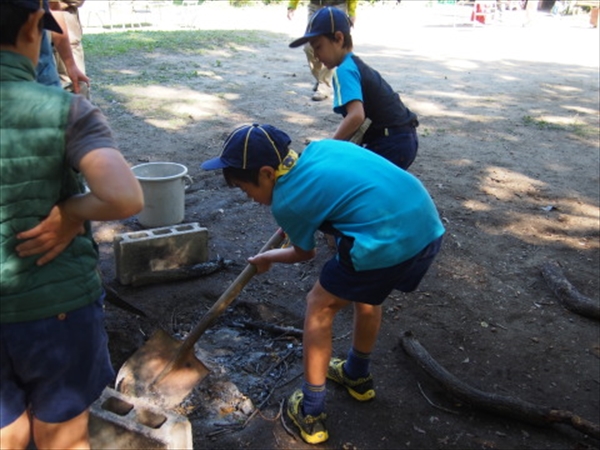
[201,124,292,170]
[5,0,63,33]
[289,6,352,48]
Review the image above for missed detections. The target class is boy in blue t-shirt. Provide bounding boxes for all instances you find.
[290,7,419,170]
[201,124,444,445]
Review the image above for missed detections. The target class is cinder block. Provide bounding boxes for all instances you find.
[89,387,193,450]
[114,223,208,285]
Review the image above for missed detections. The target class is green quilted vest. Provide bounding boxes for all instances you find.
[0,51,102,323]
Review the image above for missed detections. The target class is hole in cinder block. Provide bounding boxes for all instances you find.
[174,224,194,232]
[137,408,168,429]
[152,229,171,236]
[102,397,134,416]
[128,232,150,240]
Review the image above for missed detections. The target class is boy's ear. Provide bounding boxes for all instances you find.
[334,30,345,45]
[259,166,276,181]
[21,10,45,44]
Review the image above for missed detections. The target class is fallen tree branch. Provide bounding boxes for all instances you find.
[232,320,303,338]
[400,330,600,440]
[417,382,460,415]
[103,281,148,317]
[279,398,296,439]
[261,347,297,378]
[540,260,600,320]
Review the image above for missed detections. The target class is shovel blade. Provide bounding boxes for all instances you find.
[116,329,210,409]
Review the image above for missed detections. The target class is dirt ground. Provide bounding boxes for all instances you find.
[83,2,599,449]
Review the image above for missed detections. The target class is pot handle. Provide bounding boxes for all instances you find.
[183,174,193,190]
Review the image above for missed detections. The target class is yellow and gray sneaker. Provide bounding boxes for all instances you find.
[286,390,329,444]
[326,357,376,401]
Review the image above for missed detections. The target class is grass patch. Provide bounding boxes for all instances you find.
[523,116,573,131]
[522,115,597,139]
[522,115,564,130]
[83,29,268,58]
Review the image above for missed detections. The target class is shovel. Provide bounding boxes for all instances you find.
[115,228,286,409]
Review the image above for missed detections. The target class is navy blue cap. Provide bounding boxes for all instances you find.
[289,6,351,48]
[201,124,292,171]
[5,0,63,33]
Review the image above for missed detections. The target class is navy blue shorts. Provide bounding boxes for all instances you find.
[364,128,418,170]
[0,294,115,427]
[320,235,443,305]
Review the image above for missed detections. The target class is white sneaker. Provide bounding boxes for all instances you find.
[311,90,328,101]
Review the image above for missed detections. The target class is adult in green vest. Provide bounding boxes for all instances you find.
[0,1,144,449]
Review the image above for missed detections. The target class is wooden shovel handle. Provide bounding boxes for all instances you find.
[178,228,286,354]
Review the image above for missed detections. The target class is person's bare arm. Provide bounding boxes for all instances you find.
[62,148,144,222]
[50,10,89,94]
[333,100,366,141]
[16,148,144,265]
[248,245,316,274]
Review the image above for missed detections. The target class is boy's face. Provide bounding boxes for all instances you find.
[232,166,276,206]
[309,33,345,70]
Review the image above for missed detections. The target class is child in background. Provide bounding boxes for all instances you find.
[290,6,419,170]
[286,0,357,101]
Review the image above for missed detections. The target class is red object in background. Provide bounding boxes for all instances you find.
[471,2,488,24]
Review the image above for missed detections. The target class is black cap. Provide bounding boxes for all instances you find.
[6,0,63,34]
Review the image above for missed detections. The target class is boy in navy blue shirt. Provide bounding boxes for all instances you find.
[202,124,444,444]
[290,7,419,170]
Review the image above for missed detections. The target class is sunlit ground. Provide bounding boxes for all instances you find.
[83,1,599,252]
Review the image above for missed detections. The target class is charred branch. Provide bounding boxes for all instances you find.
[541,260,600,320]
[400,330,600,440]
[232,320,303,338]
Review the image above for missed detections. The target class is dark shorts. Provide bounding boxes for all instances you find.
[364,127,418,170]
[319,235,443,305]
[0,294,115,427]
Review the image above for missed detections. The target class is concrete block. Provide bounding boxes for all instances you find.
[89,387,193,450]
[114,222,208,285]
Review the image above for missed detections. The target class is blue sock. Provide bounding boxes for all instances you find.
[301,381,326,417]
[344,347,371,379]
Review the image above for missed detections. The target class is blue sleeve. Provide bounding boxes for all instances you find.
[272,196,318,252]
[332,54,362,116]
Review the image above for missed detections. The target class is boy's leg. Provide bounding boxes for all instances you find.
[303,3,342,101]
[0,410,31,450]
[352,302,382,355]
[327,303,380,402]
[303,280,349,386]
[287,281,348,444]
[304,3,324,93]
[32,410,91,450]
